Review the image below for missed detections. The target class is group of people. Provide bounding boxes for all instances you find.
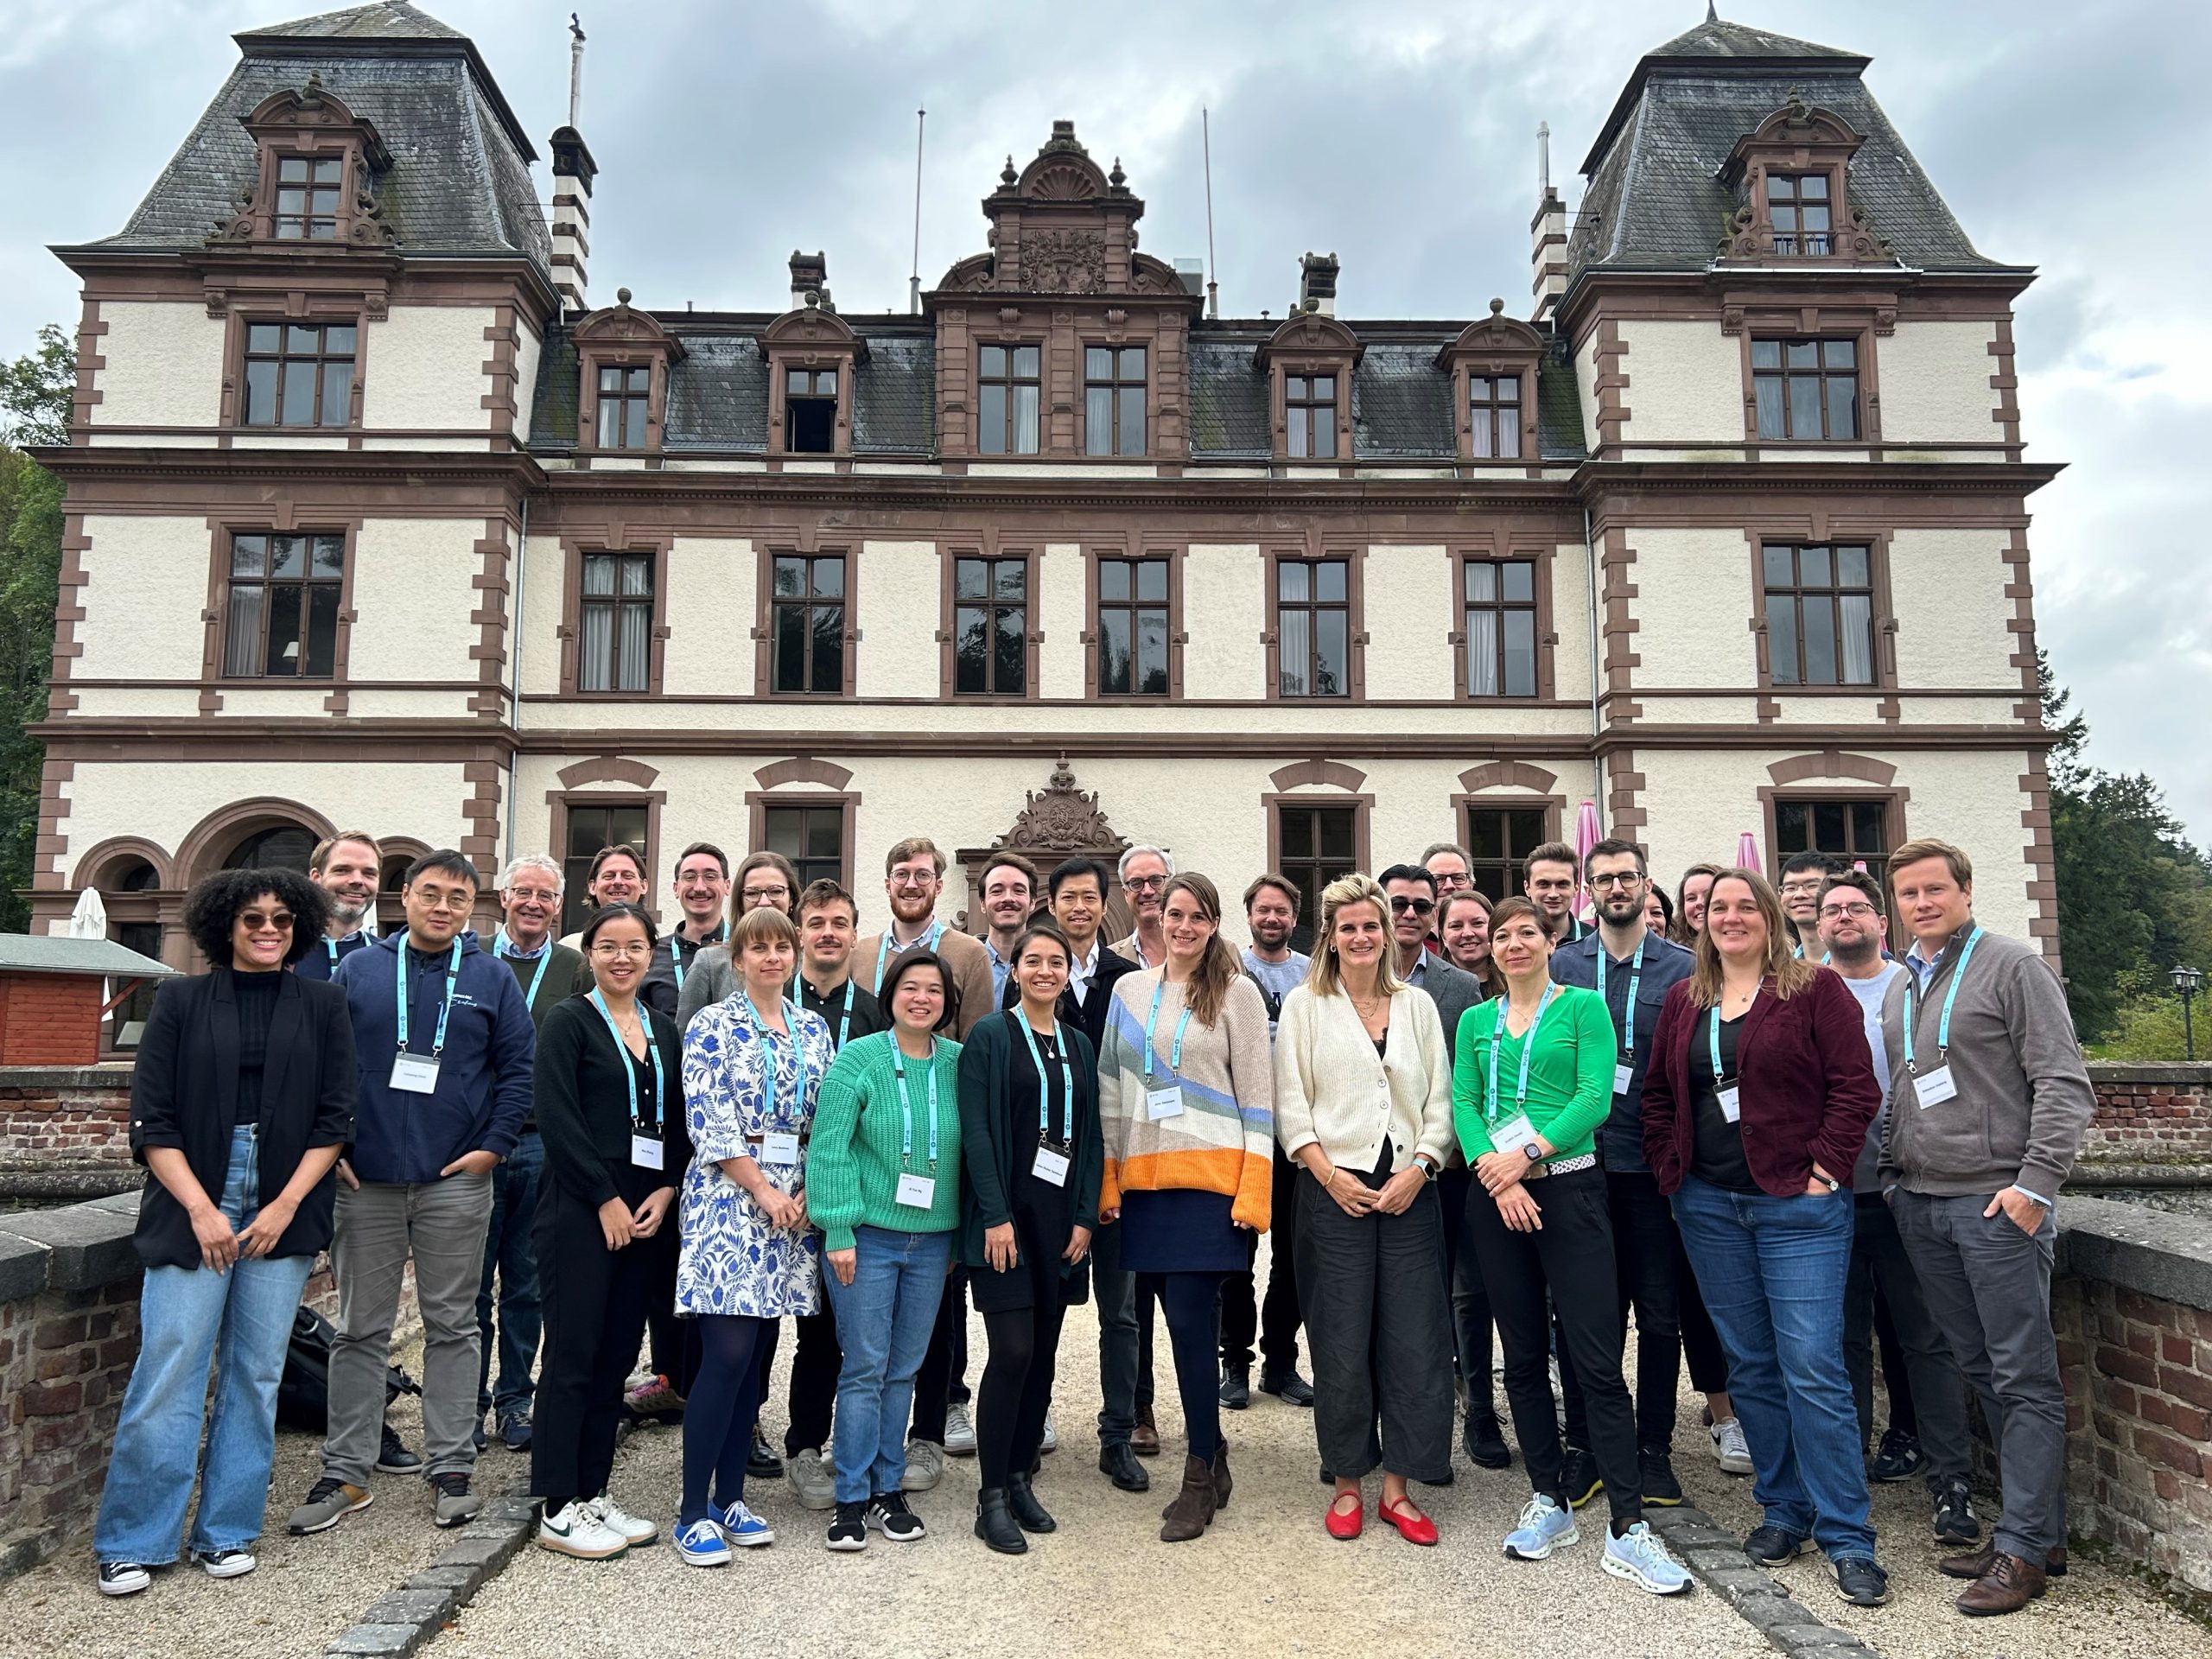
[91,820,2093,1622]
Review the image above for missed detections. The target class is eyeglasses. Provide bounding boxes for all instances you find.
[238,911,295,931]
[590,941,652,959]
[1590,873,1643,890]
[1779,878,1826,894]
[1124,875,1167,893]
[888,873,937,890]
[741,886,791,904]
[505,887,558,906]
[1388,897,1435,916]
[412,893,469,912]
[1819,902,1879,921]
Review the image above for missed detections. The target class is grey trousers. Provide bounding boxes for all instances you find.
[1891,1190,2067,1559]
[1090,1218,1140,1447]
[1845,1193,1971,1484]
[324,1173,494,1484]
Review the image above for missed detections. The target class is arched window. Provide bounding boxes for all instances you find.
[226,824,317,872]
[111,859,160,893]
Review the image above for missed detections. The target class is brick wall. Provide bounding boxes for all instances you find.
[0,1067,133,1169]
[0,977,105,1067]
[0,1277,140,1573]
[2084,1063,2212,1164]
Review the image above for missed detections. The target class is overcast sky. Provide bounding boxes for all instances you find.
[2,0,2203,840]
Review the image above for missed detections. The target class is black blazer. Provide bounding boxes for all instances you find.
[534,995,692,1209]
[129,968,358,1270]
[957,1009,1105,1287]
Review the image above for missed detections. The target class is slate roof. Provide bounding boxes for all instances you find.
[0,937,175,979]
[238,2,465,41]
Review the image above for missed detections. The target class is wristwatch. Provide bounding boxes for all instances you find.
[1415,1155,1440,1182]
[1520,1141,1543,1163]
[1814,1171,1840,1193]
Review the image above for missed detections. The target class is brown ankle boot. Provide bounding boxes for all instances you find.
[1159,1454,1217,1542]
[1955,1551,2047,1617]
[1211,1445,1232,1511]
[1132,1404,1161,1458]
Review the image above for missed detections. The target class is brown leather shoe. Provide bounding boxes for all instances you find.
[1955,1551,2048,1617]
[1939,1541,2069,1580]
[1131,1405,1161,1458]
[1160,1454,1217,1542]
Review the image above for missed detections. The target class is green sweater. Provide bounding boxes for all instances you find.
[808,1030,965,1251]
[1452,984,1618,1164]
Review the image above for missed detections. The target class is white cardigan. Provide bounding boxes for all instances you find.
[1272,982,1453,1177]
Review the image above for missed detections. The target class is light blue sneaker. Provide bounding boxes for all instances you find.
[717,1498,775,1548]
[674,1517,731,1567]
[1503,1492,1580,1560]
[1604,1521,1694,1595]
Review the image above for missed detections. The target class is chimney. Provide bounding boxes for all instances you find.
[1297,251,1339,316]
[549,16,595,316]
[1530,122,1567,324]
[789,251,829,312]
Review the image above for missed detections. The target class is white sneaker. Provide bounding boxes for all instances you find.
[1711,1416,1754,1476]
[944,1402,977,1456]
[903,1439,945,1492]
[593,1493,658,1546]
[789,1446,837,1510]
[1039,1411,1058,1454]
[537,1499,629,1560]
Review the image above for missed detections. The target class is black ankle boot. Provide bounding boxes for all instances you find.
[1006,1471,1057,1534]
[975,1488,1027,1554]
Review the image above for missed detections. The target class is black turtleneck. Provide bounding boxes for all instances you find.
[232,968,283,1128]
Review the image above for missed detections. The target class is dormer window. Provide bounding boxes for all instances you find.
[274,156,343,239]
[1437,302,1542,464]
[1286,375,1337,459]
[761,270,863,461]
[216,85,392,251]
[1767,174,1831,256]
[785,368,837,453]
[1468,375,1522,459]
[595,365,650,448]
[572,291,683,460]
[1262,310,1360,465]
[1719,97,1890,266]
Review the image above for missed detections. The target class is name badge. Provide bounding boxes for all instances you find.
[1146,1085,1185,1122]
[631,1134,664,1171]
[758,1131,802,1166]
[895,1172,937,1209]
[1490,1110,1540,1158]
[1613,1062,1635,1096]
[1913,1066,1959,1108]
[1717,1085,1742,1124]
[390,1052,441,1094]
[1033,1146,1071,1186]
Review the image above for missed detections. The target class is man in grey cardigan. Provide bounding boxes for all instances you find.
[1877,838,2094,1618]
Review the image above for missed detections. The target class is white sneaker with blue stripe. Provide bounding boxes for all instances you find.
[1604,1522,1694,1595]
[674,1517,730,1567]
[718,1498,774,1548]
[1503,1492,1580,1560]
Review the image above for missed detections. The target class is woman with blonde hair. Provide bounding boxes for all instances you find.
[1274,874,1454,1544]
[1096,874,1273,1543]
[1641,868,1886,1607]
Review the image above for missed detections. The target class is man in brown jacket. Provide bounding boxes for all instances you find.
[853,836,995,1040]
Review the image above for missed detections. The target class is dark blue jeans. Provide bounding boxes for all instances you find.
[476,1130,544,1421]
[1671,1175,1875,1562]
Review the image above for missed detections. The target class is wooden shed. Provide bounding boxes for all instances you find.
[0,937,175,1066]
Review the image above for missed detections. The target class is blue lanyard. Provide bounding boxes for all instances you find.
[1707,1004,1733,1084]
[588,988,664,1132]
[1484,982,1557,1122]
[1903,927,1981,1072]
[1598,935,1645,1055]
[802,978,857,1049]
[671,934,688,992]
[1017,1010,1075,1147]
[395,933,463,1057]
[892,1034,941,1168]
[496,934,550,1010]
[874,920,944,990]
[754,1002,811,1130]
[1143,980,1194,1079]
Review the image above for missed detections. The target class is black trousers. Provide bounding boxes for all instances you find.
[1219,1144,1303,1373]
[1606,1169,1732,1447]
[531,1164,676,1506]
[1436,1166,1499,1422]
[978,1301,1067,1490]
[646,1293,702,1396]
[751,1311,842,1456]
[1294,1166,1454,1484]
[909,1266,972,1443]
[1465,1166,1642,1528]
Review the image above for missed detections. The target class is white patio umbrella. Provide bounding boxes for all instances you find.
[67,887,107,938]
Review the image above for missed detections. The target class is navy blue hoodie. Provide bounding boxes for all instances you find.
[334,928,535,1184]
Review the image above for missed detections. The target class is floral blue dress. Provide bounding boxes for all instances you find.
[676,994,836,1318]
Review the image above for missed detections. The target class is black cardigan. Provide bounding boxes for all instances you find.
[956,1009,1104,1278]
[129,967,357,1270]
[534,995,692,1209]
[998,944,1139,1056]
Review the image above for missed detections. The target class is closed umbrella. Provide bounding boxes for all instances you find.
[67,887,107,938]
[1735,830,1760,873]
[1573,800,1601,925]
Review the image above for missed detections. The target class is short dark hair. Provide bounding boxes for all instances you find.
[1583,837,1645,876]
[587,842,645,885]
[183,867,331,968]
[1010,922,1073,967]
[1242,873,1300,916]
[1047,856,1109,902]
[1818,869,1885,916]
[1523,841,1578,879]
[1377,863,1437,894]
[404,849,480,892]
[979,850,1039,893]
[581,900,658,952]
[880,948,959,1033]
[796,878,858,925]
[1781,851,1841,880]
[675,842,729,878]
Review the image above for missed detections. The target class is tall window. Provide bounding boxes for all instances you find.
[111,918,162,1049]
[1464,559,1536,698]
[595,365,650,448]
[761,802,845,889]
[273,156,343,239]
[1084,346,1147,456]
[954,555,1029,696]
[1277,804,1358,954]
[1098,556,1169,696]
[1776,798,1891,887]
[1466,806,1547,903]
[1275,558,1350,698]
[1763,543,1875,687]
[978,345,1040,454]
[1753,338,1858,440]
[1469,375,1522,459]
[224,532,342,677]
[580,551,653,693]
[772,553,845,694]
[242,321,354,428]
[561,803,648,931]
[785,367,836,454]
[1286,374,1336,459]
[1767,173,1831,255]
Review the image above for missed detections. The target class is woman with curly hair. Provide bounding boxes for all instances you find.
[92,868,357,1598]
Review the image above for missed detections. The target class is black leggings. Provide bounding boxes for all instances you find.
[1141,1270,1226,1462]
[977,1301,1067,1490]
[680,1314,766,1525]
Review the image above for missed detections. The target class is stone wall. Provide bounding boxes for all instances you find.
[2082,1063,2212,1166]
[0,1066,133,1168]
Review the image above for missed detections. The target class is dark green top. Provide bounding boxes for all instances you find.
[957,1009,1103,1274]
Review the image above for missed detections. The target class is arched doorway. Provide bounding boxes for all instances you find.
[225,823,318,872]
[70,838,178,1050]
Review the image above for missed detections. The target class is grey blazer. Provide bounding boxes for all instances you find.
[1410,957,1487,1066]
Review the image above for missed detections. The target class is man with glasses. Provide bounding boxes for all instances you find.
[855,836,995,1039]
[297,830,384,982]
[642,842,729,1020]
[291,851,536,1537]
[1780,852,1842,958]
[1421,842,1476,958]
[1522,841,1586,942]
[1109,845,1173,969]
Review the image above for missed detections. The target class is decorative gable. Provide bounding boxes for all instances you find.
[1438,302,1544,462]
[572,290,686,455]
[1717,93,1892,264]
[212,79,396,251]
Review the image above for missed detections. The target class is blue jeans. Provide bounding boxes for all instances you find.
[823,1226,953,1504]
[476,1130,543,1421]
[1671,1175,1875,1562]
[95,1127,315,1564]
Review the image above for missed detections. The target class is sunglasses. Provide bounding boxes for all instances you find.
[238,911,296,931]
[1388,897,1436,916]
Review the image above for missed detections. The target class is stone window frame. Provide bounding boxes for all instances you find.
[547,785,665,932]
[1726,300,1890,449]
[1437,304,1545,465]
[938,537,1041,701]
[219,301,371,435]
[1449,540,1557,702]
[1744,525,1900,696]
[1082,542,1185,700]
[1758,785,1909,889]
[1079,339,1151,459]
[200,512,362,708]
[1260,312,1360,467]
[1262,543,1367,702]
[753,537,860,700]
[556,532,673,699]
[1263,789,1376,934]
[217,86,394,252]
[746,790,861,891]
[762,305,863,460]
[1450,786,1567,905]
[975,339,1046,457]
[572,295,683,461]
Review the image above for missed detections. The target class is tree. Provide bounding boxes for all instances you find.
[0,326,71,932]
[0,324,74,448]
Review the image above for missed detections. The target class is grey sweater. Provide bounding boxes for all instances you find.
[1875,925,2094,1200]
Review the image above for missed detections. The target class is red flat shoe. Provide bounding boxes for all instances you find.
[1377,1494,1439,1546]
[1325,1491,1363,1540]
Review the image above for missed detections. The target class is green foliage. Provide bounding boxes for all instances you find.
[0,326,72,933]
[2086,976,2205,1064]
[0,324,74,448]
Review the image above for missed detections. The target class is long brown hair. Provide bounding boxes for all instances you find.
[1686,867,1817,1006]
[1672,861,1726,944]
[1160,874,1242,1028]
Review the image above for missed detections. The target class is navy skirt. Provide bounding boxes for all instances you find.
[1119,1188,1243,1274]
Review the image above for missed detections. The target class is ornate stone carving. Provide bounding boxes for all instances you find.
[993,755,1128,855]
[1027,231,1107,295]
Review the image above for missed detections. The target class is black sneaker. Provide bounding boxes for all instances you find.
[1258,1366,1315,1407]
[1836,1555,1890,1607]
[825,1499,868,1552]
[1464,1413,1512,1470]
[499,1411,533,1452]
[1218,1365,1250,1410]
[1932,1477,1980,1547]
[1639,1446,1684,1506]
[472,1421,488,1452]
[97,1560,151,1597]
[191,1547,257,1580]
[1868,1427,1924,1484]
[747,1430,784,1480]
[867,1491,926,1541]
[1745,1523,1813,1566]
[1560,1445,1603,1510]
[376,1425,423,1475]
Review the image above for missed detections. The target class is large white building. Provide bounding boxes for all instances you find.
[30,4,2058,1023]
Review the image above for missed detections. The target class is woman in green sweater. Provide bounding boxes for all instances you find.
[807,950,963,1554]
[1453,898,1690,1598]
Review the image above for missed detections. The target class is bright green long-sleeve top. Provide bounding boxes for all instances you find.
[807,1030,964,1251]
[1452,984,1618,1164]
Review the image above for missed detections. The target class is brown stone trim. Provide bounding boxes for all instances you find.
[762,309,860,460]
[2020,753,2060,966]
[1457,761,1559,794]
[554,530,673,699]
[1756,784,1910,883]
[195,512,365,710]
[1744,526,1899,697]
[1262,791,1375,881]
[1262,538,1367,703]
[461,758,503,879]
[1081,540,1186,701]
[1766,750,1897,787]
[2001,525,2041,721]
[1266,329,1357,464]
[752,534,860,700]
[556,755,662,790]
[575,336,674,461]
[753,757,855,791]
[470,521,516,718]
[70,301,106,442]
[745,790,861,889]
[936,534,1040,702]
[67,835,177,892]
[1603,749,1646,837]
[1732,303,1886,449]
[480,303,519,452]
[1990,317,2022,448]
[211,294,372,436]
[546,787,667,906]
[1268,760,1368,793]
[1599,524,1638,701]
[47,514,90,715]
[1449,537,1558,702]
[1449,790,1567,860]
[1592,318,1628,446]
[31,758,74,893]
[174,795,339,886]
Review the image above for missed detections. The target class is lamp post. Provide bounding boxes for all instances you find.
[2173,964,2204,1062]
